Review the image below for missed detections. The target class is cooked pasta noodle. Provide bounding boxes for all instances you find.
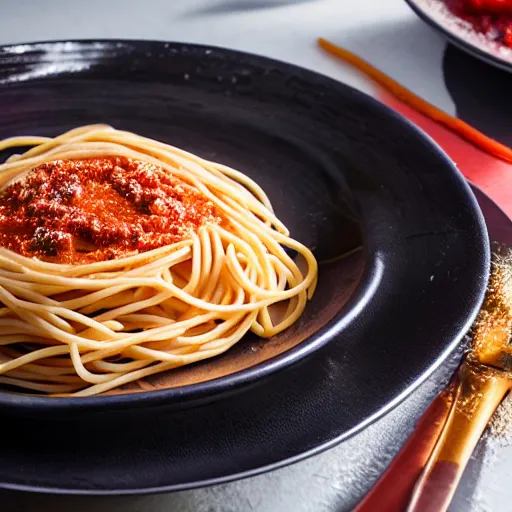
[0,125,318,396]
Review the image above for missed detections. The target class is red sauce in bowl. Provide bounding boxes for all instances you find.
[0,157,223,264]
[445,0,512,47]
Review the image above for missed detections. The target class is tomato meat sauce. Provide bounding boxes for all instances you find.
[0,157,223,264]
[446,0,512,47]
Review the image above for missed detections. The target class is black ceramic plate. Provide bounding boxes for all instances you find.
[0,40,489,493]
[405,0,512,72]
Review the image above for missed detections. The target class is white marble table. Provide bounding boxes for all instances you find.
[0,1,510,511]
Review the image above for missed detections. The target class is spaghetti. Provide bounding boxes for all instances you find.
[0,125,318,397]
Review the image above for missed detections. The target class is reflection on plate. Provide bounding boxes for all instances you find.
[405,0,512,72]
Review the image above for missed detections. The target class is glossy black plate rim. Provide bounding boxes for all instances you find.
[404,0,512,73]
[0,38,487,414]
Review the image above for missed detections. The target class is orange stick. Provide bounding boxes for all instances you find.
[317,37,512,164]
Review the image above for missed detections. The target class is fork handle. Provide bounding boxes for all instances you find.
[354,388,453,512]
[406,361,509,512]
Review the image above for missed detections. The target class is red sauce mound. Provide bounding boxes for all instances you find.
[0,157,223,264]
[446,0,512,47]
